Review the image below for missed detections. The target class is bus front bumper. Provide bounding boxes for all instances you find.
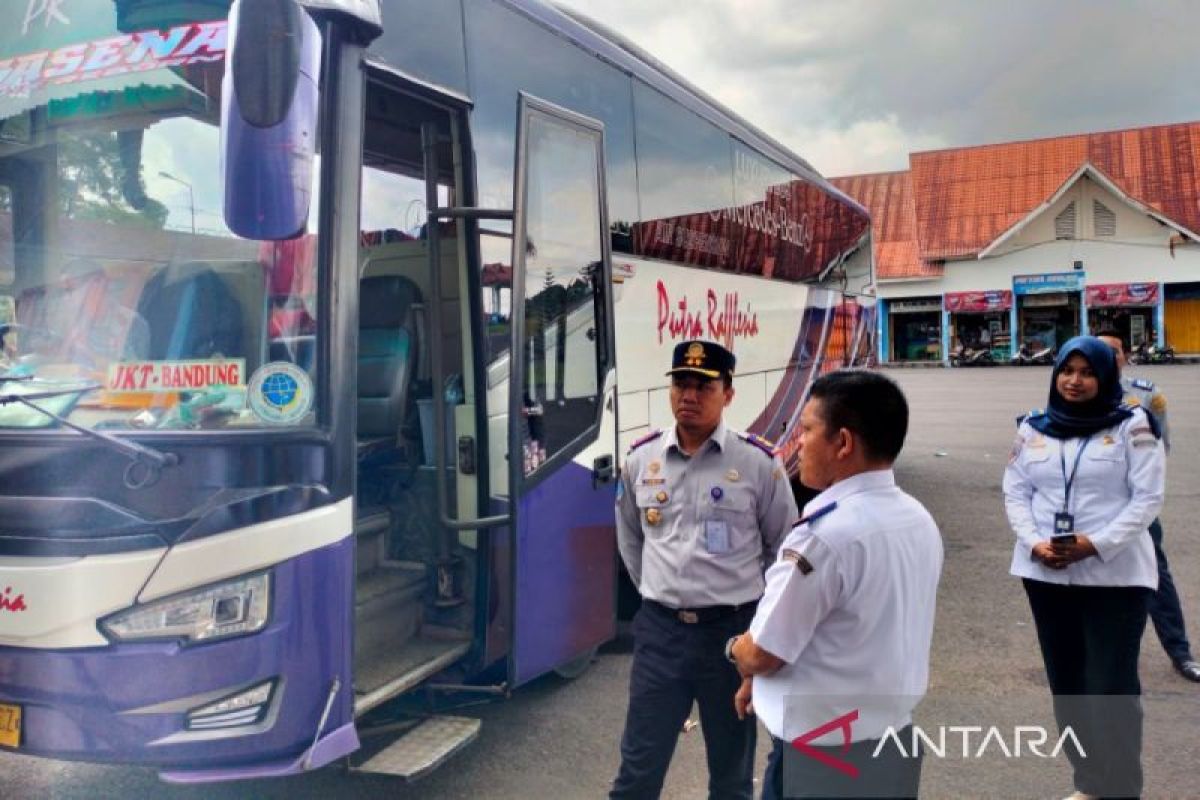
[0,538,356,776]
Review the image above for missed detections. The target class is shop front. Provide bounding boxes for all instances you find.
[1014,273,1084,353]
[1085,282,1159,347]
[884,297,942,362]
[945,290,1013,359]
[1165,281,1200,353]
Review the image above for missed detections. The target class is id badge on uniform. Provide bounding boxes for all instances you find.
[704,519,731,554]
[1053,512,1075,534]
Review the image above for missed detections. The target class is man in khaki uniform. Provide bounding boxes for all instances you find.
[611,339,796,799]
[1097,328,1200,683]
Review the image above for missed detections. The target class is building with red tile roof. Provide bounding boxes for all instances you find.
[832,120,1200,362]
[830,171,943,281]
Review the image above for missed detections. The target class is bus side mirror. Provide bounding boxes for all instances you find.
[221,0,322,241]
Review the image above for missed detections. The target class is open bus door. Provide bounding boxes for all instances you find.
[507,95,618,685]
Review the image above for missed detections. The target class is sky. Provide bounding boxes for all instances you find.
[554,0,1200,178]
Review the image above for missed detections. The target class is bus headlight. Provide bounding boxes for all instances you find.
[101,572,271,644]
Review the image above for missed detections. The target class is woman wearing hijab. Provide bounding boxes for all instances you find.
[1004,335,1165,800]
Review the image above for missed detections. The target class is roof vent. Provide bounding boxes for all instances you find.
[1055,202,1076,240]
[1094,200,1116,237]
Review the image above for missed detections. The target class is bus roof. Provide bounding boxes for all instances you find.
[310,0,864,218]
[538,1,866,217]
[301,0,383,36]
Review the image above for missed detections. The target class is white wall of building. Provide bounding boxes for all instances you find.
[872,171,1200,360]
[840,240,874,296]
[1002,174,1168,252]
[877,172,1200,305]
[880,239,1200,301]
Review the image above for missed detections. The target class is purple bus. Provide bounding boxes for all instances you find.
[0,0,871,783]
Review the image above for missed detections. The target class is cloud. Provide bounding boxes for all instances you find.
[554,0,1200,176]
[789,116,947,177]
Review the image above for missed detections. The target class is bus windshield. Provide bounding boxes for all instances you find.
[0,1,321,432]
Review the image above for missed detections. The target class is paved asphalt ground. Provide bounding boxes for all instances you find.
[3,366,1199,799]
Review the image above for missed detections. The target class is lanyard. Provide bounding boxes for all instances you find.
[1059,437,1091,512]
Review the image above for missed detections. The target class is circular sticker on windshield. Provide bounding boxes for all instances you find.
[247,362,313,424]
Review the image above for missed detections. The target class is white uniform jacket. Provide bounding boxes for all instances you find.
[748,470,943,744]
[1003,408,1165,589]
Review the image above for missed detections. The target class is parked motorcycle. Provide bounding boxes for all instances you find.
[1008,342,1054,366]
[1129,342,1176,365]
[1030,345,1055,365]
[951,344,995,367]
[1010,343,1035,366]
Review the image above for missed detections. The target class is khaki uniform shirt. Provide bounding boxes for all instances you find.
[1121,376,1169,451]
[616,421,797,608]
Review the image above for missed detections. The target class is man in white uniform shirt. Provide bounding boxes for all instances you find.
[728,370,943,800]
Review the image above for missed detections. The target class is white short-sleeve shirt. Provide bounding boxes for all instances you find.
[749,469,944,743]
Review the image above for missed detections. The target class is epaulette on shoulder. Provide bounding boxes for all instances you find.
[1015,408,1045,426]
[627,429,663,454]
[1132,378,1155,391]
[738,431,777,458]
[1124,403,1162,438]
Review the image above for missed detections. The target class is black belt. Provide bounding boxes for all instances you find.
[645,598,757,625]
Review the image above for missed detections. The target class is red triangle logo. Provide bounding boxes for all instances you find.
[789,708,860,778]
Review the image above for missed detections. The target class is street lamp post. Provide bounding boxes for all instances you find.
[158,170,196,235]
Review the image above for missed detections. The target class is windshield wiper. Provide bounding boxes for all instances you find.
[0,384,179,486]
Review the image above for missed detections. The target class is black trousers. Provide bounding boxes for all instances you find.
[761,728,922,800]
[610,601,757,800]
[1147,518,1194,664]
[1023,579,1149,799]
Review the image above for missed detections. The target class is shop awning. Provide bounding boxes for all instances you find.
[944,290,1012,313]
[1085,282,1159,308]
[1023,293,1070,308]
[888,298,941,314]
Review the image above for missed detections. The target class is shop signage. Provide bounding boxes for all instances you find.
[1013,273,1084,295]
[1085,282,1159,308]
[1,21,228,98]
[889,298,941,314]
[944,290,1012,313]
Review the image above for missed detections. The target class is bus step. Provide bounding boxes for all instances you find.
[356,715,481,780]
[354,508,392,575]
[354,636,470,715]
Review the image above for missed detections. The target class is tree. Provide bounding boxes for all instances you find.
[57,131,168,229]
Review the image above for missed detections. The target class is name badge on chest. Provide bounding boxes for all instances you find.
[705,519,731,554]
[1053,512,1075,534]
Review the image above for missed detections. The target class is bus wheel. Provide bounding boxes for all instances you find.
[554,646,599,680]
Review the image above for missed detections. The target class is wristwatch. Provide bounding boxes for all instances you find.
[724,635,740,664]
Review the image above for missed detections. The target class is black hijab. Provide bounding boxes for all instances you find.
[1028,335,1133,439]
